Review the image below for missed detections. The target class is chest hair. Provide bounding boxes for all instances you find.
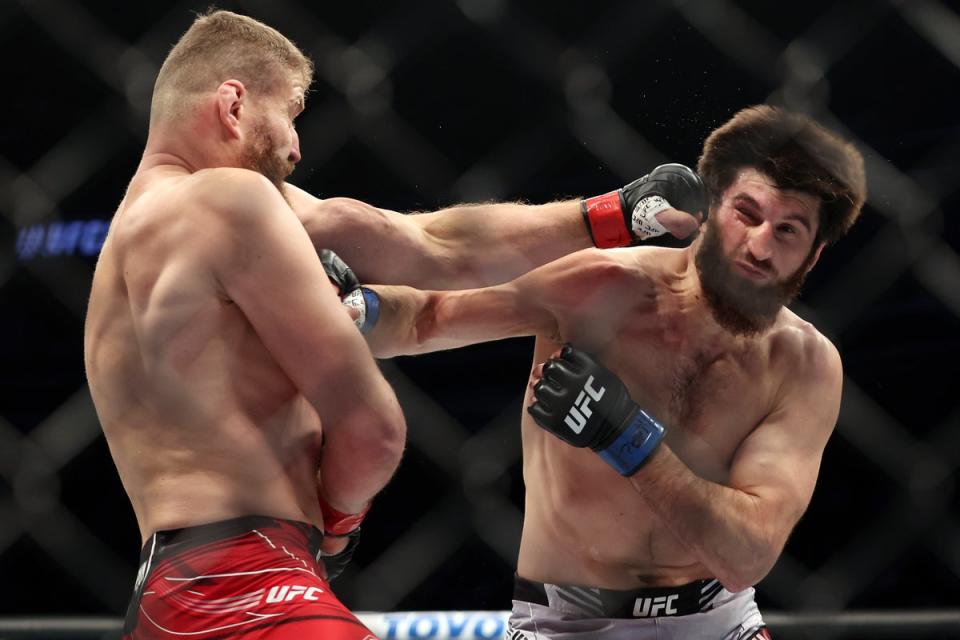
[666,349,735,429]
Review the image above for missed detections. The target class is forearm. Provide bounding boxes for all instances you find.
[307,345,407,513]
[365,283,547,358]
[425,163,708,282]
[317,390,406,513]
[286,185,591,290]
[414,200,591,288]
[630,446,785,592]
[289,163,704,290]
[361,284,434,357]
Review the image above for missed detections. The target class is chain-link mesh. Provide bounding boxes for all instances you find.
[1,0,958,618]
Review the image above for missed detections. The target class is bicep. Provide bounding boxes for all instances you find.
[728,346,842,530]
[727,416,825,526]
[295,195,451,286]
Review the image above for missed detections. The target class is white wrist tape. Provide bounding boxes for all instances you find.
[631,195,671,240]
[344,287,381,333]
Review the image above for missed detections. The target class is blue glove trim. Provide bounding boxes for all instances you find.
[359,287,380,334]
[597,409,665,476]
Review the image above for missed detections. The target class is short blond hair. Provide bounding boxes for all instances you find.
[151,9,313,123]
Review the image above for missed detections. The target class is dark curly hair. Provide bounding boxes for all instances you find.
[697,105,866,245]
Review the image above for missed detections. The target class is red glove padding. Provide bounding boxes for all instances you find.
[581,190,633,248]
[582,163,707,248]
[320,497,370,536]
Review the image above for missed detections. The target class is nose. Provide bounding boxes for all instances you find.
[745,221,774,263]
[289,129,301,163]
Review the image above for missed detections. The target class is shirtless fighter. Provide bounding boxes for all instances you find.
[84,11,405,639]
[84,9,707,639]
[344,105,866,639]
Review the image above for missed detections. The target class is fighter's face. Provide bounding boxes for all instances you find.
[694,168,823,335]
[240,80,304,190]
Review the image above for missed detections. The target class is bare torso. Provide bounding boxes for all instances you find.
[516,247,813,588]
[84,167,326,543]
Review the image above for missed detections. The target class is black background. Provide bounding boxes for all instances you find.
[1,0,958,622]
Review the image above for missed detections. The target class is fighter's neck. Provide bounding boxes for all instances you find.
[140,120,237,175]
[136,149,196,175]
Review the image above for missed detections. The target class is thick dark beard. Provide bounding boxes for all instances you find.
[240,124,294,192]
[694,217,811,336]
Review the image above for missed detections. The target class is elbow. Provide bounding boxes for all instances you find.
[313,371,407,470]
[411,293,442,350]
[715,539,781,594]
[318,399,406,510]
[367,289,441,358]
[381,411,407,465]
[718,573,762,595]
[393,291,443,356]
[361,404,407,470]
[325,403,406,491]
[717,563,769,594]
[711,493,796,593]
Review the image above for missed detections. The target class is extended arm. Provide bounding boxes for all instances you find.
[529,341,842,592]
[355,248,640,358]
[207,170,406,515]
[288,187,589,289]
[284,164,704,290]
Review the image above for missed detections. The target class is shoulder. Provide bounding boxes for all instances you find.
[566,246,662,279]
[532,247,654,296]
[768,310,842,394]
[179,169,305,271]
[109,169,275,252]
[521,247,659,328]
[188,168,292,226]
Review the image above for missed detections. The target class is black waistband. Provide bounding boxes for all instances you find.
[140,515,324,564]
[513,574,725,618]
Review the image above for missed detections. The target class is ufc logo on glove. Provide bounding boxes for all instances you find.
[530,346,665,476]
[563,376,605,434]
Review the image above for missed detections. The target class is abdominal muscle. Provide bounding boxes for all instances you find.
[517,421,708,589]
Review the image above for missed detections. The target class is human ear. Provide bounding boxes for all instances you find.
[216,80,246,138]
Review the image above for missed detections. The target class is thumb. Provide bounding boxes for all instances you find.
[655,207,701,239]
[342,300,361,321]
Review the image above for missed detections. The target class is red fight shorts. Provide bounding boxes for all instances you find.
[123,516,376,640]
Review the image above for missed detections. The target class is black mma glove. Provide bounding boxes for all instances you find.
[528,345,665,476]
[317,496,369,581]
[321,528,362,582]
[581,163,708,248]
[318,248,380,334]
